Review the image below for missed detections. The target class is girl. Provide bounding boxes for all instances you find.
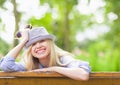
[0,27,91,80]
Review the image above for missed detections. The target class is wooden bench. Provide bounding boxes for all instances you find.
[0,72,119,85]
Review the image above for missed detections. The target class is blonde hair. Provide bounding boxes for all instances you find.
[22,39,74,71]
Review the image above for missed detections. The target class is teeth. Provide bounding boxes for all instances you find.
[35,47,46,54]
[38,51,44,55]
[36,49,45,54]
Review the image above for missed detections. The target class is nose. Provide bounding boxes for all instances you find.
[35,42,41,48]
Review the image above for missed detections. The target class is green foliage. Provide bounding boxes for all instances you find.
[76,40,120,72]
[28,13,53,28]
[40,0,77,9]
[104,0,120,50]
[0,0,5,8]
[0,38,10,56]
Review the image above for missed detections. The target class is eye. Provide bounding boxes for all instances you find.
[32,42,37,46]
[40,40,45,43]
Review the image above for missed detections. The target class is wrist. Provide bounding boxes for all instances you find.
[20,38,28,43]
[52,66,60,72]
[19,40,28,48]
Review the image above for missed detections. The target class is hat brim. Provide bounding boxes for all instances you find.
[25,34,55,48]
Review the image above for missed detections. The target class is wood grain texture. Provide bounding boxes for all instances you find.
[0,72,119,85]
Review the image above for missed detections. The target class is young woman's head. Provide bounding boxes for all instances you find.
[31,39,51,60]
[22,27,73,70]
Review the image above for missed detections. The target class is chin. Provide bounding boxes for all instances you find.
[37,54,48,59]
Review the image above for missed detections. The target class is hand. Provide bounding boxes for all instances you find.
[19,29,30,43]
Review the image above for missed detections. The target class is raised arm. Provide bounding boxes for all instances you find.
[6,29,29,59]
[0,29,29,72]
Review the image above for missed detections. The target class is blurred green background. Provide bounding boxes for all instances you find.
[0,0,120,72]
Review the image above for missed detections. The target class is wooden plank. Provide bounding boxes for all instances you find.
[0,77,116,85]
[0,72,120,78]
[90,72,120,78]
[0,71,63,77]
[0,72,120,85]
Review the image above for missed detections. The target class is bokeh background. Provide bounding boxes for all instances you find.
[0,0,120,72]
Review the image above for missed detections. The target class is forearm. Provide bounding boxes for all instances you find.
[53,67,89,80]
[31,66,89,80]
[6,40,27,59]
[5,29,29,59]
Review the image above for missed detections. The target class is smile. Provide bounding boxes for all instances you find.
[35,47,46,54]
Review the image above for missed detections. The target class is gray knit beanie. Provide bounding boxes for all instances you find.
[25,27,55,48]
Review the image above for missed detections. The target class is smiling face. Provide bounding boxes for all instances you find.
[31,39,51,60]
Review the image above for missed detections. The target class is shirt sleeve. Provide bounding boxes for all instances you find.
[0,56,26,72]
[60,56,91,73]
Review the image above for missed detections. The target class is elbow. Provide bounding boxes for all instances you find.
[0,63,11,72]
[80,72,89,81]
[74,72,89,81]
[0,64,7,72]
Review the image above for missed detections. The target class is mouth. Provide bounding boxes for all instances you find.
[35,47,46,54]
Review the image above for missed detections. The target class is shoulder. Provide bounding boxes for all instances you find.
[60,55,91,72]
[60,55,75,64]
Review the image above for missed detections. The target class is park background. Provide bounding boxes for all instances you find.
[0,0,120,72]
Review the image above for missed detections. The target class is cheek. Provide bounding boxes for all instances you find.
[47,46,51,54]
[45,42,51,53]
[31,47,35,55]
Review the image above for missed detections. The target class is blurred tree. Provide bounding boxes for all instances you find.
[105,0,120,48]
[0,38,9,56]
[11,0,21,47]
[0,0,10,55]
[0,0,6,8]
[0,0,6,24]
[0,0,21,47]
